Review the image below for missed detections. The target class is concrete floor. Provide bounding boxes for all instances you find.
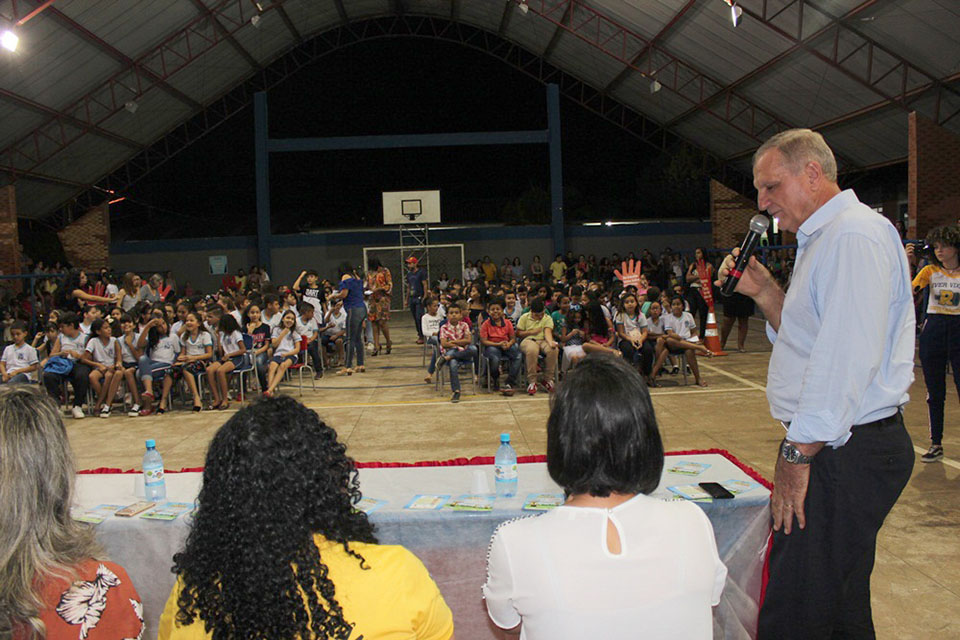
[67,318,959,639]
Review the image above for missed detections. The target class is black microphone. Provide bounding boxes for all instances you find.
[721,214,770,297]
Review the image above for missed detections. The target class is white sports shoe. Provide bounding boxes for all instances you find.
[71,406,85,420]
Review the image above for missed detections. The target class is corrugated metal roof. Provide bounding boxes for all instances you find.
[1,0,958,220]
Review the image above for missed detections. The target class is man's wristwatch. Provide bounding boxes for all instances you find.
[780,440,814,465]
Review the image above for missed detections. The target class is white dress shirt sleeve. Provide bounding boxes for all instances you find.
[787,233,894,445]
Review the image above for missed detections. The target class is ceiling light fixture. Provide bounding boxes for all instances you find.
[518,1,529,15]
[1,29,18,52]
[124,101,139,114]
[650,79,662,94]
[250,14,261,27]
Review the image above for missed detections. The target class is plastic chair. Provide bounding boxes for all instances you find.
[232,334,257,401]
[286,336,316,396]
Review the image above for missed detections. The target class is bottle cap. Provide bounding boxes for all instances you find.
[145,439,156,449]
[500,433,510,443]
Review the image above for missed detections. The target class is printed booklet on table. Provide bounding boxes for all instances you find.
[665,461,711,476]
[404,494,450,510]
[72,504,126,525]
[445,494,495,511]
[140,502,195,521]
[522,493,565,511]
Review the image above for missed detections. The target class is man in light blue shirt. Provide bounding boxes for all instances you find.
[719,129,915,639]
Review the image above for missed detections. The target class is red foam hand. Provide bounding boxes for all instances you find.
[613,259,642,288]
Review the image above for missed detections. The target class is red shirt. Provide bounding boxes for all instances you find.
[16,559,143,640]
[480,318,515,344]
[439,320,471,350]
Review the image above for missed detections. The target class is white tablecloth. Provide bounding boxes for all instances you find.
[76,453,770,639]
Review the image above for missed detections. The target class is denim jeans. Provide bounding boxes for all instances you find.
[483,344,521,386]
[254,351,270,389]
[2,373,31,385]
[426,336,439,374]
[137,356,171,381]
[410,296,425,338]
[443,345,477,392]
[345,306,366,368]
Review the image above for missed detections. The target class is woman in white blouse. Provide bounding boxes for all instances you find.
[483,354,727,639]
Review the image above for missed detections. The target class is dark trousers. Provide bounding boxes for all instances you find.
[686,288,709,340]
[918,314,960,445]
[618,339,655,375]
[758,413,914,639]
[43,362,92,407]
[410,296,425,338]
[484,344,521,386]
[306,339,322,373]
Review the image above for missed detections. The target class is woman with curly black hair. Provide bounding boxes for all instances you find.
[158,396,454,639]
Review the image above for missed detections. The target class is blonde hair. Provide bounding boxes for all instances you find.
[753,128,837,182]
[0,386,103,638]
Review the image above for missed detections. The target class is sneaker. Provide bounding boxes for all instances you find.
[451,391,461,403]
[543,380,555,394]
[71,406,85,420]
[527,383,538,396]
[314,372,323,380]
[685,365,693,375]
[501,383,514,397]
[921,445,944,463]
[139,408,154,417]
[670,366,679,375]
[99,405,111,419]
[127,404,141,417]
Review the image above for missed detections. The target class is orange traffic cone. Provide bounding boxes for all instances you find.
[702,310,727,356]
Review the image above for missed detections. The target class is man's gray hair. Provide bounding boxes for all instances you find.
[753,128,837,183]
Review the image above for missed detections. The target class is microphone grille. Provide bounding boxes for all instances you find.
[749,214,770,233]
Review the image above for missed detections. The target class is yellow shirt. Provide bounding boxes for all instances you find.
[549,261,566,280]
[158,537,453,640]
[516,312,555,340]
[913,264,960,315]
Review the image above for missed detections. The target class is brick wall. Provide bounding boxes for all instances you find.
[0,186,22,293]
[909,112,960,239]
[57,203,110,269]
[710,179,757,249]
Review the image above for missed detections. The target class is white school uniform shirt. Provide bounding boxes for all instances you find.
[271,326,301,357]
[182,331,213,357]
[219,330,244,356]
[2,343,39,381]
[120,332,140,364]
[663,311,697,341]
[505,304,521,324]
[263,311,282,329]
[150,334,181,365]
[170,320,183,337]
[296,317,319,340]
[437,304,447,319]
[230,309,243,325]
[324,308,347,336]
[483,494,726,640]
[84,336,119,366]
[614,311,648,337]
[646,316,666,336]
[421,312,443,338]
[79,321,93,338]
[106,283,119,296]
[58,332,88,360]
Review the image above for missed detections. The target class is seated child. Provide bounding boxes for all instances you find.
[479,298,521,396]
[81,318,123,418]
[650,296,712,387]
[1,320,39,385]
[438,305,476,403]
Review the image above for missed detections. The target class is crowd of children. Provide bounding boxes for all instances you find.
[0,246,767,412]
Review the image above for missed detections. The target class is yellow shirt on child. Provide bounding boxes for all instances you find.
[913,264,960,315]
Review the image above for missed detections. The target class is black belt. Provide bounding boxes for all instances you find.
[781,409,903,433]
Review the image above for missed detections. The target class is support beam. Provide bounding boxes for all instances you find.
[498,0,513,36]
[603,0,697,95]
[332,0,348,24]
[541,2,572,59]
[188,0,260,71]
[41,16,755,224]
[546,83,564,256]
[42,5,201,111]
[0,87,142,152]
[276,5,302,43]
[0,165,92,189]
[519,0,797,149]
[2,0,283,184]
[254,92,272,272]
[269,129,549,153]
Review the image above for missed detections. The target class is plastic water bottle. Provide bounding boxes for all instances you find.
[143,439,166,501]
[494,433,518,498]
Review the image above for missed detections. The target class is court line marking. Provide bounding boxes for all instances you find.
[698,361,768,391]
[913,446,960,470]
[300,385,763,410]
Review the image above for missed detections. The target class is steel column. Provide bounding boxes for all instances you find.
[254,92,272,272]
[547,83,564,256]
